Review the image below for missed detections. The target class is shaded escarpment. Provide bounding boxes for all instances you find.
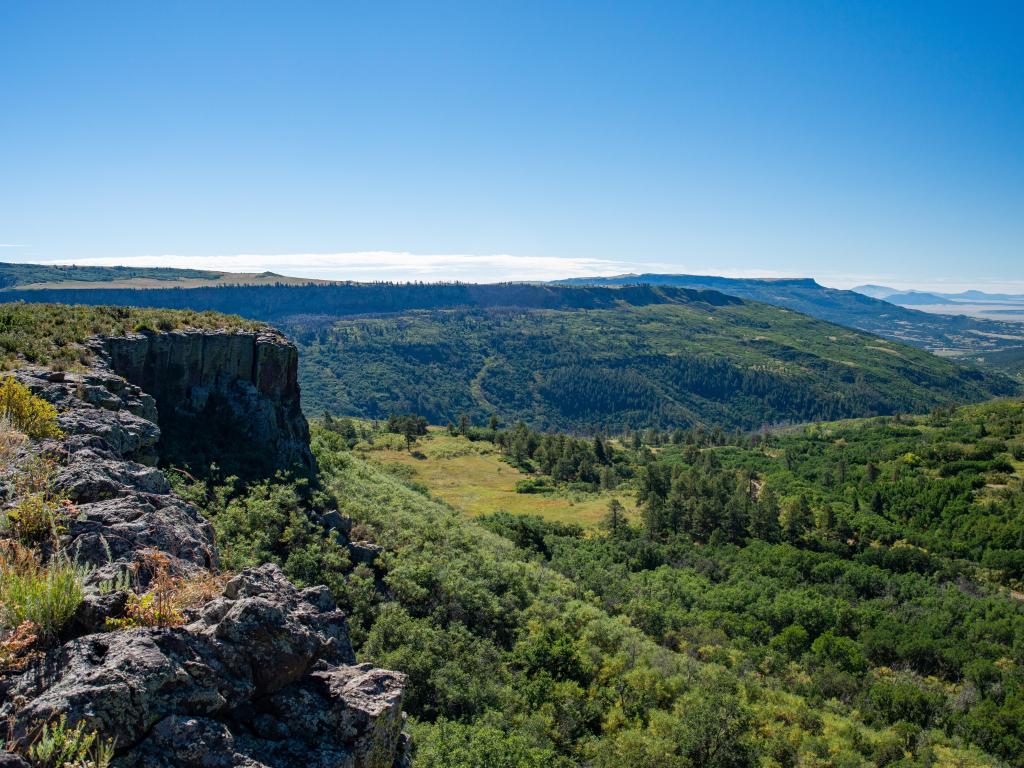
[102,330,313,478]
[1,332,408,767]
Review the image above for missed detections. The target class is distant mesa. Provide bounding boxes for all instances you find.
[881,291,958,305]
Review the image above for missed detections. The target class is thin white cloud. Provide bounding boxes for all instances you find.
[44,251,673,283]
[0,244,29,248]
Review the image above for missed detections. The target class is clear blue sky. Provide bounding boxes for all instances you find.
[1,1,1021,289]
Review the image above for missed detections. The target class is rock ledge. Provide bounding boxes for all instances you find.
[1,334,406,768]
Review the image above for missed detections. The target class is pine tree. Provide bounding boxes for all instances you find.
[723,483,751,542]
[750,486,781,542]
[815,504,837,538]
[780,494,812,543]
[602,498,626,536]
[871,490,884,515]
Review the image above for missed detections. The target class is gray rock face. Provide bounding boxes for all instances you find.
[2,334,407,767]
[3,566,406,768]
[9,367,216,583]
[102,330,313,473]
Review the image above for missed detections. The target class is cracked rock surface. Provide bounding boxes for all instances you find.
[1,336,407,768]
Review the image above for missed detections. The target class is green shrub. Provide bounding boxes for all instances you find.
[24,714,114,768]
[862,677,946,728]
[1,493,63,546]
[0,553,85,641]
[0,376,62,439]
[515,477,553,494]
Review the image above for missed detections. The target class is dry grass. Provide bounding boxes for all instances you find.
[0,414,26,462]
[361,429,638,528]
[0,620,40,673]
[107,550,228,630]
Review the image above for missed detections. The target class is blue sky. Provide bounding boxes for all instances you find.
[1,1,1021,289]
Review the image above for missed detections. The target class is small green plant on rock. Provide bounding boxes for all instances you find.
[2,458,72,548]
[2,494,64,548]
[0,543,85,643]
[22,714,114,768]
[105,550,223,630]
[0,377,62,440]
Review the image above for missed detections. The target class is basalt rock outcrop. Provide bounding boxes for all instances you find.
[1,330,407,768]
[102,330,314,475]
[4,366,216,584]
[4,566,406,768]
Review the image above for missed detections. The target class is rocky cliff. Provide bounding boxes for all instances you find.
[0,330,407,767]
[102,330,314,475]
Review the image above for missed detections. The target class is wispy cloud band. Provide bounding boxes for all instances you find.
[41,251,671,283]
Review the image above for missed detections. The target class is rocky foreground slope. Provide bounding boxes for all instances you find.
[0,330,407,767]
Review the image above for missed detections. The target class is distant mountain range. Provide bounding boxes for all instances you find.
[852,284,1024,304]
[3,262,1023,380]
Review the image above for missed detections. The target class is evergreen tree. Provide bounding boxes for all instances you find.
[750,486,781,542]
[602,498,626,536]
[815,504,837,538]
[780,494,812,543]
[871,489,885,515]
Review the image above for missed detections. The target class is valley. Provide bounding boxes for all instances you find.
[2,297,1023,768]
[292,301,1016,431]
[5,4,1020,766]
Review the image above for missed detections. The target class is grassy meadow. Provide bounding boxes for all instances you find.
[358,428,638,527]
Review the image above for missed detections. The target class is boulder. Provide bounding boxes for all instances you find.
[3,566,405,768]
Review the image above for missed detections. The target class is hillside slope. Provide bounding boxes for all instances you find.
[0,261,323,290]
[6,261,1023,371]
[352,400,1024,765]
[292,299,1017,431]
[3,287,1018,430]
[555,274,1024,362]
[0,281,734,319]
[306,424,1016,767]
[0,261,227,287]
